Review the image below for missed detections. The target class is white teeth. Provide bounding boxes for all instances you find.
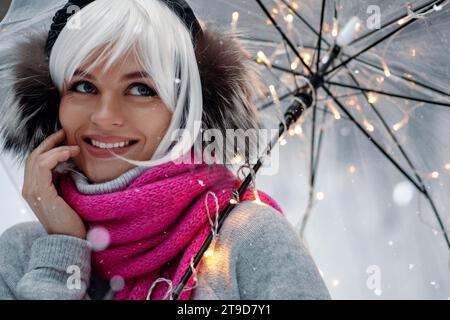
[90,139,131,149]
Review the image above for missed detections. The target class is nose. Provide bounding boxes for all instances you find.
[90,93,124,128]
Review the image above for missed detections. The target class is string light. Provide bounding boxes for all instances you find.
[381,59,391,77]
[364,119,375,132]
[301,50,312,66]
[431,171,439,179]
[285,14,294,23]
[397,17,409,25]
[326,100,341,120]
[290,60,298,70]
[376,76,385,84]
[410,48,417,57]
[331,18,339,37]
[231,11,239,32]
[271,8,279,14]
[348,165,357,174]
[368,92,378,104]
[316,192,325,200]
[231,154,242,165]
[393,118,408,131]
[294,124,303,135]
[256,50,271,67]
[445,163,450,170]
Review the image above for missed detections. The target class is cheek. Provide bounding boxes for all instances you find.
[59,98,87,144]
[139,104,172,142]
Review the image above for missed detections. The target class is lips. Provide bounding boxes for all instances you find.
[80,134,140,158]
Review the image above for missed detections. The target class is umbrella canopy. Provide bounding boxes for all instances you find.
[0,0,449,299]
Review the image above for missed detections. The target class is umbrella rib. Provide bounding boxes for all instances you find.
[315,0,327,72]
[249,36,450,97]
[341,73,450,246]
[322,85,450,248]
[300,103,328,237]
[254,58,304,76]
[321,85,424,192]
[255,0,313,75]
[326,81,450,107]
[341,69,428,191]
[278,0,332,49]
[324,0,446,76]
[350,57,450,97]
[348,0,445,47]
[282,40,301,89]
[257,90,356,121]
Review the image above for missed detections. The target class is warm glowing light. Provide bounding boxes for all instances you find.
[393,118,408,131]
[269,85,280,105]
[256,50,271,66]
[292,2,299,9]
[368,92,378,104]
[376,76,384,84]
[231,12,239,32]
[397,17,408,25]
[364,120,375,132]
[326,100,341,120]
[232,12,239,21]
[253,189,265,205]
[280,138,287,146]
[331,18,339,37]
[348,165,357,174]
[232,155,242,164]
[294,125,303,135]
[431,171,439,179]
[230,199,238,204]
[445,163,450,170]
[301,51,312,65]
[381,59,391,77]
[272,8,279,14]
[204,248,215,258]
[290,61,298,70]
[332,279,340,287]
[410,48,416,57]
[316,192,325,200]
[288,128,295,136]
[285,14,294,23]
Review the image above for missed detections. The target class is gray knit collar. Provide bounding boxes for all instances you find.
[69,165,150,195]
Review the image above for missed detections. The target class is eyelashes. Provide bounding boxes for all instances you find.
[68,80,158,97]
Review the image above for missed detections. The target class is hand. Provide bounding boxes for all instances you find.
[22,129,86,239]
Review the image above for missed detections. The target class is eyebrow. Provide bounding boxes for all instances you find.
[73,69,151,81]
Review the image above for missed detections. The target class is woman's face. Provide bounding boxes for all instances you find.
[59,54,172,183]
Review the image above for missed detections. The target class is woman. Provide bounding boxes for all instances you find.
[0,0,330,300]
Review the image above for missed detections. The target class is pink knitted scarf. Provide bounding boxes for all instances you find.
[58,161,282,300]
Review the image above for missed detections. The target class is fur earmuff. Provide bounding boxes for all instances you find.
[0,26,263,164]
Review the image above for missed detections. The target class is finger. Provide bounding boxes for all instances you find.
[40,145,80,160]
[37,146,80,171]
[33,129,66,156]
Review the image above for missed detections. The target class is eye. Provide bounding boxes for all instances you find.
[69,81,97,94]
[127,83,158,97]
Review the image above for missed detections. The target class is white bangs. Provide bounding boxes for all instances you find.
[49,0,202,167]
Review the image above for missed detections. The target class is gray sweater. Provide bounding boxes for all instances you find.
[0,166,330,300]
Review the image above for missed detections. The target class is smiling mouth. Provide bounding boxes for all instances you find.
[83,138,139,149]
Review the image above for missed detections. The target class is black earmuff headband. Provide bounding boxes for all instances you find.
[45,0,203,58]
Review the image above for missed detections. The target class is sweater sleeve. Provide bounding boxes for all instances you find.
[0,222,92,300]
[234,202,331,300]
